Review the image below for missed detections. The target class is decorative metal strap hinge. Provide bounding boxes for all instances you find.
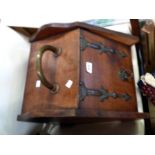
[79,82,131,102]
[80,32,127,58]
[118,69,134,81]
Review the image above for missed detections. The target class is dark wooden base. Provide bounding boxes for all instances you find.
[18,109,149,124]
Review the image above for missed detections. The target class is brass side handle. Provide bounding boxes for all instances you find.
[36,45,62,93]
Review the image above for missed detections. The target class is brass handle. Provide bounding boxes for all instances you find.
[36,45,62,93]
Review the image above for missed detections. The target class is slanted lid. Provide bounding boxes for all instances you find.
[30,22,139,46]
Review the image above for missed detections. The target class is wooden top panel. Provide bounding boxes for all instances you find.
[30,22,139,46]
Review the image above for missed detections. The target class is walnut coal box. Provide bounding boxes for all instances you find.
[18,22,149,123]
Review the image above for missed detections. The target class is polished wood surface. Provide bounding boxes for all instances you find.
[18,109,149,123]
[19,22,149,123]
[22,29,80,113]
[30,22,139,46]
[80,30,137,111]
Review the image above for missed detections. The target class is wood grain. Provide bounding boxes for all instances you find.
[19,22,148,123]
[80,30,137,112]
[22,29,80,113]
[30,22,139,46]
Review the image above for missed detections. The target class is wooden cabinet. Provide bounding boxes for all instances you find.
[18,22,149,123]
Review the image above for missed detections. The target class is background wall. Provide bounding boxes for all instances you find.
[0,22,41,134]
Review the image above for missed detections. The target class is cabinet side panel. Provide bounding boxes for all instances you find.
[79,30,137,112]
[22,29,80,114]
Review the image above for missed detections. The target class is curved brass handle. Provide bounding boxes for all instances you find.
[36,45,62,93]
